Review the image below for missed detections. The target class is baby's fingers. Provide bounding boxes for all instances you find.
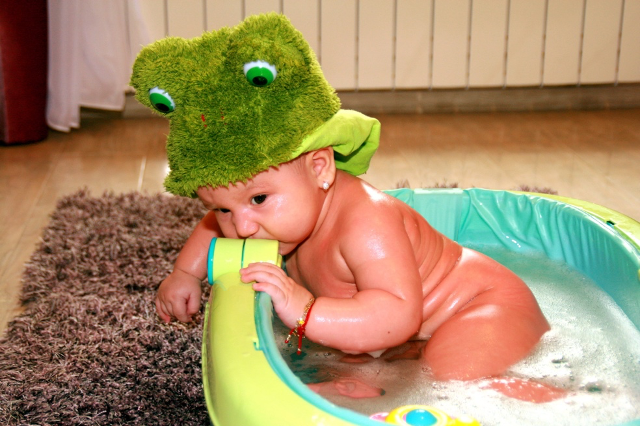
[240,263,286,286]
[251,281,287,305]
[243,271,288,298]
[241,261,285,276]
[157,296,193,323]
[171,300,194,323]
[240,267,289,304]
[156,298,173,323]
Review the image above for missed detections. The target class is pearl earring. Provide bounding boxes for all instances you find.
[322,181,330,190]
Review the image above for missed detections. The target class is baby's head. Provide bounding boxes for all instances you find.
[197,147,335,254]
[130,13,380,204]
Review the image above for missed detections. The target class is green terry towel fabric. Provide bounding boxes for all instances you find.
[130,13,380,197]
[291,109,380,177]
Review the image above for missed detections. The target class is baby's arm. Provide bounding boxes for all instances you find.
[156,211,222,322]
[309,223,424,353]
[242,209,424,353]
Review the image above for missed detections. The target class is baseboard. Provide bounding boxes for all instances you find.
[337,84,640,114]
[118,84,640,119]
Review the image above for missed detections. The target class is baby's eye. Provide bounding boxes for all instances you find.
[251,194,267,205]
[148,87,175,113]
[243,60,277,87]
[216,208,230,214]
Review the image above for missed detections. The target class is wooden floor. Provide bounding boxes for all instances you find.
[1,109,639,336]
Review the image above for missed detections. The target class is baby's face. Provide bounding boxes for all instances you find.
[197,156,325,255]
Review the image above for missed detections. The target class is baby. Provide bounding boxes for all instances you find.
[131,13,550,389]
[157,146,550,382]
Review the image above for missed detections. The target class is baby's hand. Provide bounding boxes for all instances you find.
[155,269,203,323]
[240,262,314,328]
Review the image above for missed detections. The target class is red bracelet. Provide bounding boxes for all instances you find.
[285,297,316,354]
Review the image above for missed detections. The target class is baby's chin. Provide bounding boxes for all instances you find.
[277,241,298,256]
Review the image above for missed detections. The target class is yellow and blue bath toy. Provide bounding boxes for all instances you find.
[371,404,480,425]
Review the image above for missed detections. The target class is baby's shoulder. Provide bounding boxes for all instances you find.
[334,181,423,233]
[337,180,399,214]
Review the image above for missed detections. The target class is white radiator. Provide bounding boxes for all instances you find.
[137,0,640,91]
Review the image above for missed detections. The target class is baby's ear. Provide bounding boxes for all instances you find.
[308,147,336,187]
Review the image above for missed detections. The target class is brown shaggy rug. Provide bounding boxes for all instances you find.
[0,190,210,426]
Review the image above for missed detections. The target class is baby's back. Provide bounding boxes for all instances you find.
[387,193,548,347]
[383,194,465,303]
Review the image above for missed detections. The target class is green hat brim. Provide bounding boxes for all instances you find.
[289,109,380,176]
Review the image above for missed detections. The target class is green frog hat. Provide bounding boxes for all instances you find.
[130,13,380,197]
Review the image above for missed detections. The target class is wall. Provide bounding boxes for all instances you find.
[135,0,640,92]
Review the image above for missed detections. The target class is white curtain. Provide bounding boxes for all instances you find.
[47,0,150,132]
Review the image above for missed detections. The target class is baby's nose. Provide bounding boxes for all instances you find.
[234,216,259,238]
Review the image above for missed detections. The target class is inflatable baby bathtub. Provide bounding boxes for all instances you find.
[201,188,640,426]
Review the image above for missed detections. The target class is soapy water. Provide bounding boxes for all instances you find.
[275,246,640,426]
